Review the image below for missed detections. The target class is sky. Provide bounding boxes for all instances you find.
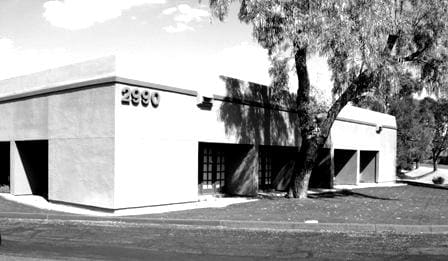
[0,0,332,97]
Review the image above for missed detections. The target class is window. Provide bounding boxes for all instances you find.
[258,148,272,189]
[198,143,226,194]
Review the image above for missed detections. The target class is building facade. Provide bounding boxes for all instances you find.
[0,56,397,210]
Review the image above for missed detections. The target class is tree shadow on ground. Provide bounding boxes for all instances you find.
[307,189,396,200]
[399,170,437,180]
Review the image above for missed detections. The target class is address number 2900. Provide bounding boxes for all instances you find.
[121,87,160,108]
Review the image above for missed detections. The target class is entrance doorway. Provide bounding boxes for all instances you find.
[309,148,332,188]
[360,151,378,183]
[15,140,48,198]
[334,149,358,185]
[0,142,10,193]
[258,146,272,190]
[198,143,226,194]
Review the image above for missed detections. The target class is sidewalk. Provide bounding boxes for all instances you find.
[399,164,448,184]
[1,184,448,234]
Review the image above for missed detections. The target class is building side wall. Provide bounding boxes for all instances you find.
[49,138,114,208]
[330,120,397,183]
[376,128,397,182]
[0,85,116,208]
[0,97,49,141]
[0,97,49,196]
[48,86,115,209]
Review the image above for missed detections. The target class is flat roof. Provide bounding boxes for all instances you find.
[337,105,397,129]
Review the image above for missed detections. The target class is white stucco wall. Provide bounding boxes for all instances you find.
[331,106,397,183]
[48,86,116,208]
[113,82,299,208]
[0,83,116,208]
[114,85,199,208]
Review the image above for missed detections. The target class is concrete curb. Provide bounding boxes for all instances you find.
[1,212,448,234]
[398,180,448,190]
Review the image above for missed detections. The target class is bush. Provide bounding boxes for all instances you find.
[0,185,9,193]
[432,176,445,184]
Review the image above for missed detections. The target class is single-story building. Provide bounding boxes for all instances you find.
[0,56,396,211]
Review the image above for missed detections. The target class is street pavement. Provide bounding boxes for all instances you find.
[1,218,448,260]
[1,184,448,260]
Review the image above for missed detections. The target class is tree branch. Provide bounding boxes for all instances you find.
[402,45,430,62]
[318,69,372,143]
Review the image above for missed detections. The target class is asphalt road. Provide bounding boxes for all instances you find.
[1,218,448,260]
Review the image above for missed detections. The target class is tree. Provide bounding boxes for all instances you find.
[208,0,448,198]
[431,99,448,170]
[354,71,422,113]
[389,97,433,170]
[419,97,448,171]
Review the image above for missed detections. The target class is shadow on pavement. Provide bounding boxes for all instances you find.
[399,170,437,180]
[308,189,396,200]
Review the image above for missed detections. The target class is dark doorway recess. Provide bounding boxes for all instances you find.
[309,148,332,188]
[258,146,299,191]
[360,151,378,183]
[16,140,48,198]
[334,149,357,176]
[198,142,228,195]
[0,142,10,192]
[334,149,358,185]
[258,146,273,190]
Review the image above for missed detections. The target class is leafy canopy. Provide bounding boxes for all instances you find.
[209,0,448,103]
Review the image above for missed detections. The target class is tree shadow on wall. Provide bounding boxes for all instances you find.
[218,76,302,195]
[218,76,300,146]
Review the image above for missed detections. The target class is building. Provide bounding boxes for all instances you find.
[0,56,397,211]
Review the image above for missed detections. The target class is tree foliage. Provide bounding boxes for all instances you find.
[390,97,433,170]
[207,0,448,197]
[419,97,448,170]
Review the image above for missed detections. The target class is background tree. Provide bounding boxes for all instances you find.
[419,97,448,171]
[208,0,448,198]
[389,97,433,170]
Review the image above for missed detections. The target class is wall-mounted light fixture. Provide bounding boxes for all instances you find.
[197,93,213,110]
[376,124,382,133]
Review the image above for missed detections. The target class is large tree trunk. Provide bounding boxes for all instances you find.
[287,43,313,198]
[290,137,320,198]
[292,167,312,199]
[287,44,374,198]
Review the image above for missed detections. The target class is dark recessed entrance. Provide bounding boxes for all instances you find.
[334,149,358,185]
[198,143,226,194]
[16,140,48,198]
[258,146,272,190]
[360,150,378,183]
[309,148,332,188]
[0,142,10,193]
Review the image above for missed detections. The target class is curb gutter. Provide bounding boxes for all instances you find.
[1,212,448,234]
[398,180,448,190]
